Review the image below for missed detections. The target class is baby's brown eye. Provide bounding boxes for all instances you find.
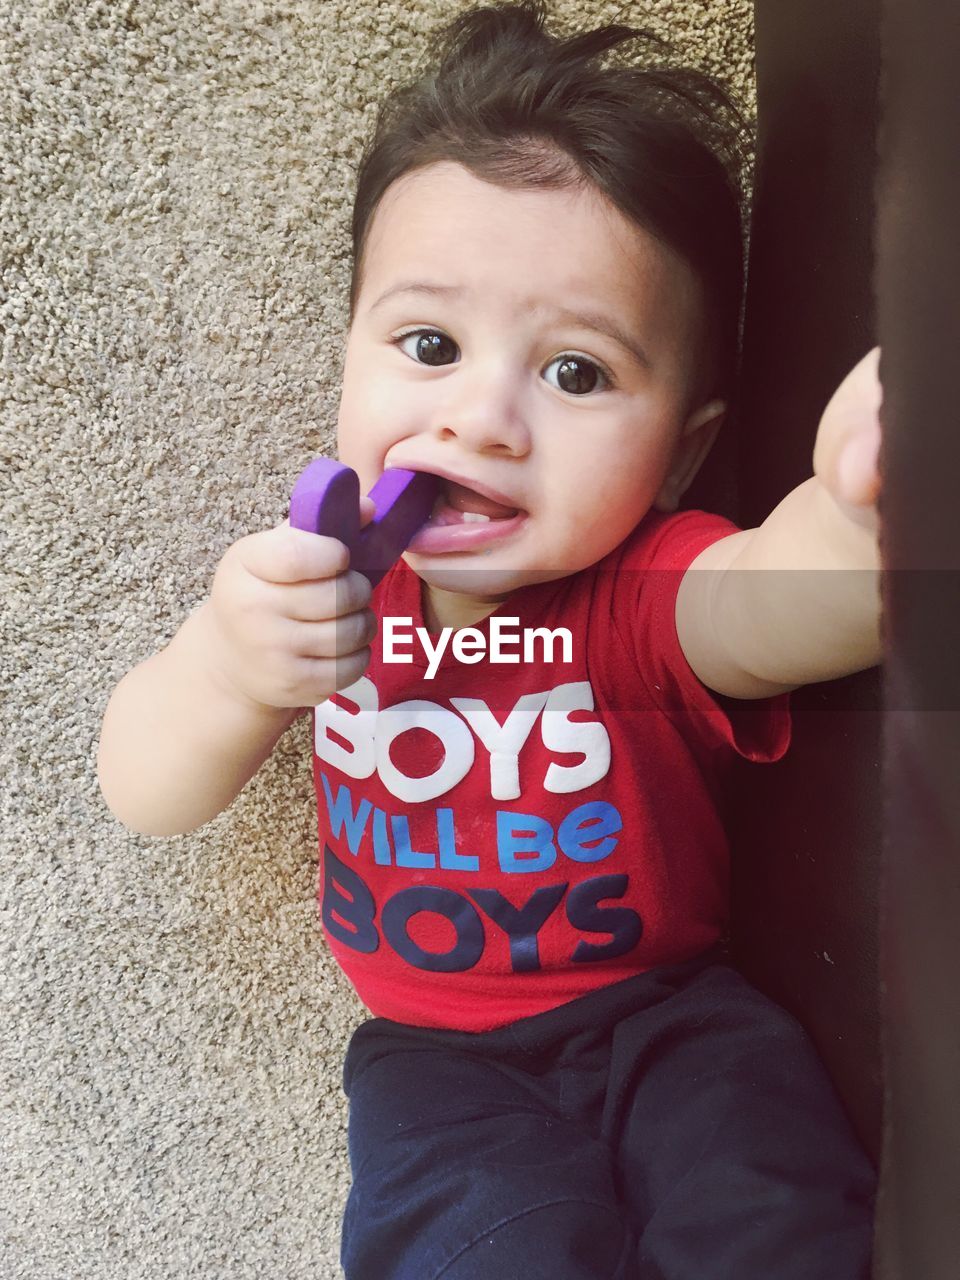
[397,330,459,366]
[547,355,605,395]
[545,355,611,394]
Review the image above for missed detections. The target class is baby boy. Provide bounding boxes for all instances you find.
[99,4,880,1276]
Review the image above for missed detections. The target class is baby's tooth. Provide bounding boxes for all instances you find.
[462,512,491,523]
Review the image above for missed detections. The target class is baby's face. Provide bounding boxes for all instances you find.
[337,162,719,612]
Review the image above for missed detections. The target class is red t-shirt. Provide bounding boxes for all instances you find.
[310,508,791,1031]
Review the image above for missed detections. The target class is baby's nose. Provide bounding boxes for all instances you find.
[432,377,532,456]
[435,419,529,456]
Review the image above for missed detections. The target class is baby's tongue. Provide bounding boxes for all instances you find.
[444,479,519,519]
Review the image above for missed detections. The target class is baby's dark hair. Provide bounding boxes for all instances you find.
[349,0,752,404]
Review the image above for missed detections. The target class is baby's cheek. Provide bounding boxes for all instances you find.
[576,479,656,557]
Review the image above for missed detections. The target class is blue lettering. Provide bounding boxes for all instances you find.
[558,801,622,863]
[321,840,641,972]
[391,814,435,869]
[567,875,642,962]
[497,810,557,873]
[469,885,567,972]
[381,887,485,973]
[438,807,480,872]
[372,806,392,866]
[321,847,379,954]
[319,773,371,856]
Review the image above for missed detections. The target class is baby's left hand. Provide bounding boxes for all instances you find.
[812,346,883,535]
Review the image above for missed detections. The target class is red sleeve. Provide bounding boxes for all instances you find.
[620,510,792,764]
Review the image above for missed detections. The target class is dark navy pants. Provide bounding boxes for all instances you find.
[341,947,876,1279]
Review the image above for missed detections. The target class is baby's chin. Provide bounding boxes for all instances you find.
[401,553,571,602]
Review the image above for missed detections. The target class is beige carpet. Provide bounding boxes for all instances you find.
[2,2,756,1275]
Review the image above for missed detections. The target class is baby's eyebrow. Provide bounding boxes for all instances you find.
[368,280,652,370]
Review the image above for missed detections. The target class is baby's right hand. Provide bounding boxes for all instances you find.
[202,500,377,712]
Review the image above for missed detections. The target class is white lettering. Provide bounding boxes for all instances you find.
[525,626,572,664]
[380,616,574,677]
[381,616,414,663]
[488,616,520,662]
[375,699,474,802]
[450,691,550,800]
[312,681,608,801]
[418,627,451,681]
[541,681,611,793]
[313,677,378,778]
[451,627,486,664]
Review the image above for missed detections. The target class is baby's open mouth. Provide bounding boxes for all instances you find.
[404,476,527,554]
[429,479,522,525]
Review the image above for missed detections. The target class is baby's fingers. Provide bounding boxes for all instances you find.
[837,416,882,507]
[359,494,377,528]
[273,569,372,623]
[812,346,883,507]
[291,608,378,659]
[238,521,351,585]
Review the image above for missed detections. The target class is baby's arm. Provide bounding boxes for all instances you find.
[97,510,376,837]
[675,349,883,699]
[97,603,303,837]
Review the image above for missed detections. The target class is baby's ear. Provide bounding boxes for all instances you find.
[653,399,726,513]
[684,398,727,434]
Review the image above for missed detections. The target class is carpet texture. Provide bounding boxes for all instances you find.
[2,2,756,1275]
